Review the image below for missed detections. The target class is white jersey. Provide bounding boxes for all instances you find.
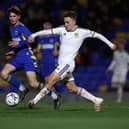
[32,26,114,71]
[108,50,129,83]
[108,50,129,72]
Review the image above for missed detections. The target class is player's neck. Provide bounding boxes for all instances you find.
[13,21,21,26]
[71,25,78,32]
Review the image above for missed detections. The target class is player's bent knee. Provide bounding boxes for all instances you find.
[29,81,39,88]
[47,76,60,87]
[66,83,78,93]
[0,71,8,80]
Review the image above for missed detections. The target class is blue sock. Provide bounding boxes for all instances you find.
[47,90,52,96]
[7,75,22,90]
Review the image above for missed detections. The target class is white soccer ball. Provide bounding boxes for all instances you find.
[5,92,20,106]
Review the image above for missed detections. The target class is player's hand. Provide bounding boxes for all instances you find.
[53,49,59,56]
[28,36,34,43]
[112,44,116,51]
[5,51,15,56]
[8,40,19,47]
[5,51,15,60]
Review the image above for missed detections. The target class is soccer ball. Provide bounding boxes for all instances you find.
[5,92,20,106]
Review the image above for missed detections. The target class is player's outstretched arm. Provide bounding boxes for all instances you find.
[93,32,116,50]
[29,29,53,41]
[5,50,15,60]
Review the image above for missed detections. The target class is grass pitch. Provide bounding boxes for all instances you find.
[0,101,129,129]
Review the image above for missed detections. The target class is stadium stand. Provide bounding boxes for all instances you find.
[0,0,129,92]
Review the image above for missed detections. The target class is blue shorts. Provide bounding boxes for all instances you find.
[9,53,38,72]
[39,62,55,77]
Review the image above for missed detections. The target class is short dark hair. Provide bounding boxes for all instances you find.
[8,6,21,16]
[63,10,77,20]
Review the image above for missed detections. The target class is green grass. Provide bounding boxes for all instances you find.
[0,101,129,129]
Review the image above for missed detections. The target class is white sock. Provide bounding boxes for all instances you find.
[51,91,58,100]
[78,88,97,103]
[33,86,49,104]
[117,86,123,102]
[19,84,26,91]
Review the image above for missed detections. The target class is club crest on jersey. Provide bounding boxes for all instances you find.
[63,33,66,36]
[74,33,79,37]
[15,31,19,35]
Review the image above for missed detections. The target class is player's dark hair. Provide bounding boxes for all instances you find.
[8,6,21,16]
[63,10,77,20]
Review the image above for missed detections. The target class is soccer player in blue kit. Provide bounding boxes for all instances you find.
[35,21,62,109]
[0,6,60,109]
[37,21,60,83]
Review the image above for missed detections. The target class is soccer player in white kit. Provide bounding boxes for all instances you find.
[106,40,129,102]
[28,11,116,112]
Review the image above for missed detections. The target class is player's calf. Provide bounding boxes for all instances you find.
[53,94,61,110]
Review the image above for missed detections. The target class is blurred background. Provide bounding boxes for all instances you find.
[0,0,129,101]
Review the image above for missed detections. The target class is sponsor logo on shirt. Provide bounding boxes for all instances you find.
[42,44,54,49]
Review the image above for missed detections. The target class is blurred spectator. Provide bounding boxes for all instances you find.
[106,39,129,102]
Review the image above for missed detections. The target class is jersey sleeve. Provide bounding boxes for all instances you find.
[21,24,32,37]
[14,25,32,48]
[32,29,53,38]
[92,32,114,49]
[17,25,32,48]
[32,27,62,38]
[52,27,63,35]
[82,29,114,49]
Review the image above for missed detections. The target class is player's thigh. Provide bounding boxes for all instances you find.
[25,71,38,84]
[1,63,16,78]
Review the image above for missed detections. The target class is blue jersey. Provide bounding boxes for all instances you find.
[37,35,60,77]
[38,35,60,63]
[37,35,67,93]
[9,23,38,72]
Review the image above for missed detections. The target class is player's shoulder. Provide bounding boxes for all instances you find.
[18,22,28,29]
[77,27,91,33]
[57,25,65,30]
[17,22,24,27]
[52,25,64,31]
[58,25,65,28]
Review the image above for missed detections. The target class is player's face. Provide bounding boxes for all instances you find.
[9,12,20,25]
[64,17,76,31]
[43,22,52,30]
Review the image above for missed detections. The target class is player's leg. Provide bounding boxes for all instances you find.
[39,62,61,107]
[25,71,44,89]
[45,76,61,110]
[117,84,123,103]
[112,82,124,103]
[112,72,125,103]
[26,71,61,107]
[0,63,26,101]
[117,72,127,103]
[28,70,60,108]
[28,64,73,108]
[65,79,104,112]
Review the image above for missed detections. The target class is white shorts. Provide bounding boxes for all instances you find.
[55,64,74,82]
[112,71,127,83]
